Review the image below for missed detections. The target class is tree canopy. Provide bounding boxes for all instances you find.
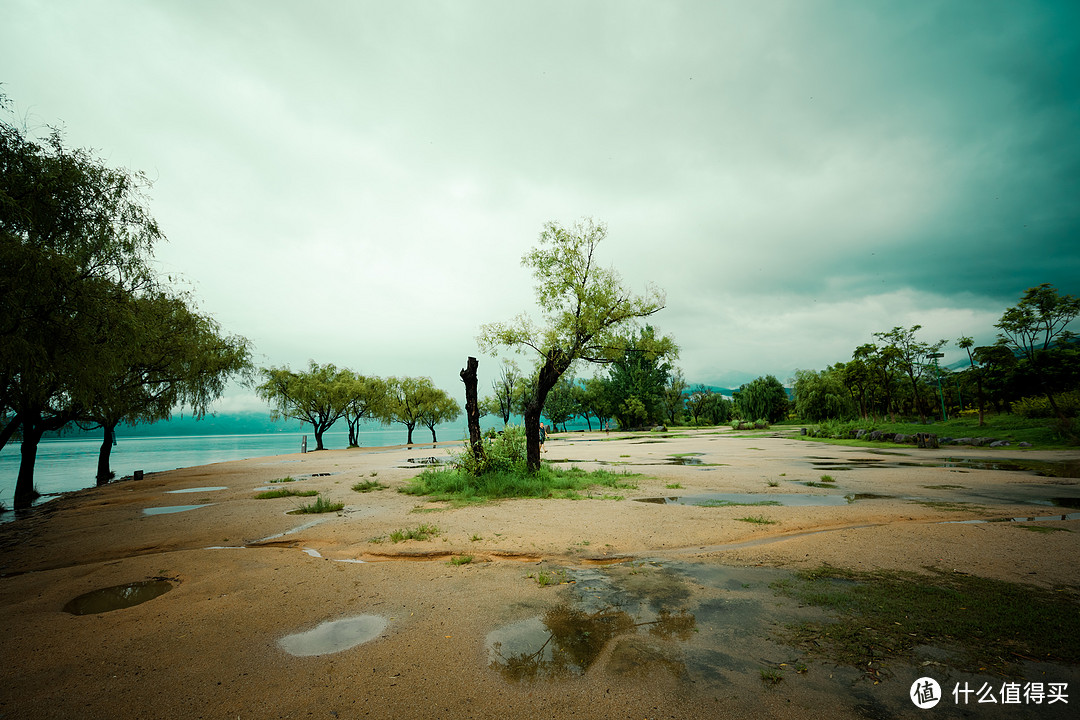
[477,218,670,470]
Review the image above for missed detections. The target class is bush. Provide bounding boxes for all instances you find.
[1013,391,1080,419]
[453,424,527,476]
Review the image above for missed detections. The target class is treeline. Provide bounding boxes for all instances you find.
[256,361,460,449]
[1,96,252,507]
[790,285,1079,432]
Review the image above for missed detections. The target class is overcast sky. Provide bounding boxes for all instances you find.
[3,1,1078,411]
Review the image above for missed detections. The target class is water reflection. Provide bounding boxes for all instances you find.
[63,579,175,615]
[488,604,695,680]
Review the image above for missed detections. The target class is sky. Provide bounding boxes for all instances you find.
[3,0,1078,413]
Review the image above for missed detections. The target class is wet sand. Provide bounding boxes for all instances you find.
[1,427,1077,719]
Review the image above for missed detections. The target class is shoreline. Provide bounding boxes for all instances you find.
[2,428,1077,718]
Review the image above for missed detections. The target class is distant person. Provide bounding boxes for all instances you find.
[539,422,547,453]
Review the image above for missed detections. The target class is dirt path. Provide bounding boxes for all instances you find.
[1,428,1077,719]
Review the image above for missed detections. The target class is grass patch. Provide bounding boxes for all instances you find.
[737,515,778,525]
[773,565,1080,676]
[759,668,784,686]
[922,484,967,490]
[527,568,570,587]
[400,464,642,502]
[352,480,388,493]
[801,414,1074,450]
[819,474,835,483]
[269,476,296,483]
[666,483,683,489]
[803,481,834,488]
[694,499,782,508]
[289,494,344,514]
[382,523,441,543]
[255,488,318,499]
[449,555,474,566]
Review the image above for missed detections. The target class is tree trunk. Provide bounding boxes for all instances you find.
[15,420,44,510]
[97,423,117,486]
[406,425,415,445]
[525,353,568,472]
[460,356,483,462]
[314,426,326,450]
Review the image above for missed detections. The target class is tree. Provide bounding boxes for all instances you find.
[792,367,855,422]
[86,290,252,483]
[257,362,351,450]
[385,376,456,445]
[662,369,688,425]
[478,219,670,471]
[995,283,1080,428]
[2,99,165,506]
[341,372,388,447]
[733,375,789,423]
[542,375,581,431]
[957,336,987,426]
[418,385,462,443]
[606,325,678,429]
[873,326,945,422]
[580,376,615,431]
[489,359,524,426]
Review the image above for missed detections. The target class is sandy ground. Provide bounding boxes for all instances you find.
[1,427,1077,719]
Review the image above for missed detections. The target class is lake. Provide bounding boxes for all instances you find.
[0,424,469,515]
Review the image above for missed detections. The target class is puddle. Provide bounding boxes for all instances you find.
[165,486,227,494]
[278,615,387,656]
[669,453,704,466]
[812,456,1080,478]
[63,579,175,615]
[142,504,213,515]
[635,493,850,507]
[252,519,327,543]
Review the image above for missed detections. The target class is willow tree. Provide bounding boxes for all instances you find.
[478,219,669,471]
[257,362,351,450]
[2,97,164,507]
[86,291,252,484]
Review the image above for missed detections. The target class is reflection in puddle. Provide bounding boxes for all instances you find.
[636,493,849,507]
[142,504,213,515]
[63,579,175,615]
[487,604,695,680]
[278,615,387,656]
[165,486,227,494]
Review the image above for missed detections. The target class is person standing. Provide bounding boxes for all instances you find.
[539,422,547,453]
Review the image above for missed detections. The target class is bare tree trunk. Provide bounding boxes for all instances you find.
[460,356,483,462]
[15,419,43,510]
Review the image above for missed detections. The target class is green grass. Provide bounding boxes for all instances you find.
[527,568,570,587]
[772,565,1080,676]
[269,476,296,483]
[289,494,345,514]
[400,464,642,502]
[1017,525,1072,534]
[381,523,441,543]
[819,474,835,483]
[255,488,319,499]
[801,414,1074,449]
[449,555,474,566]
[352,480,388,493]
[759,668,784,686]
[737,515,778,525]
[666,483,683,489]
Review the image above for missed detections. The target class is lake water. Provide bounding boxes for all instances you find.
[0,424,471,513]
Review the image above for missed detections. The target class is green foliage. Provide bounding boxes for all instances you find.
[385,524,441,542]
[449,555,474,565]
[606,325,678,428]
[385,375,460,444]
[477,218,671,470]
[1013,391,1080,419]
[792,368,855,422]
[454,424,528,476]
[255,488,319,499]
[257,362,353,450]
[733,375,789,424]
[290,494,345,514]
[401,461,640,502]
[737,515,778,525]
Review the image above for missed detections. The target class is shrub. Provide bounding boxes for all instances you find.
[1014,391,1080,419]
[452,424,527,476]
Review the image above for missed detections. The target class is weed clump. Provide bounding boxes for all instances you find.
[290,495,344,514]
